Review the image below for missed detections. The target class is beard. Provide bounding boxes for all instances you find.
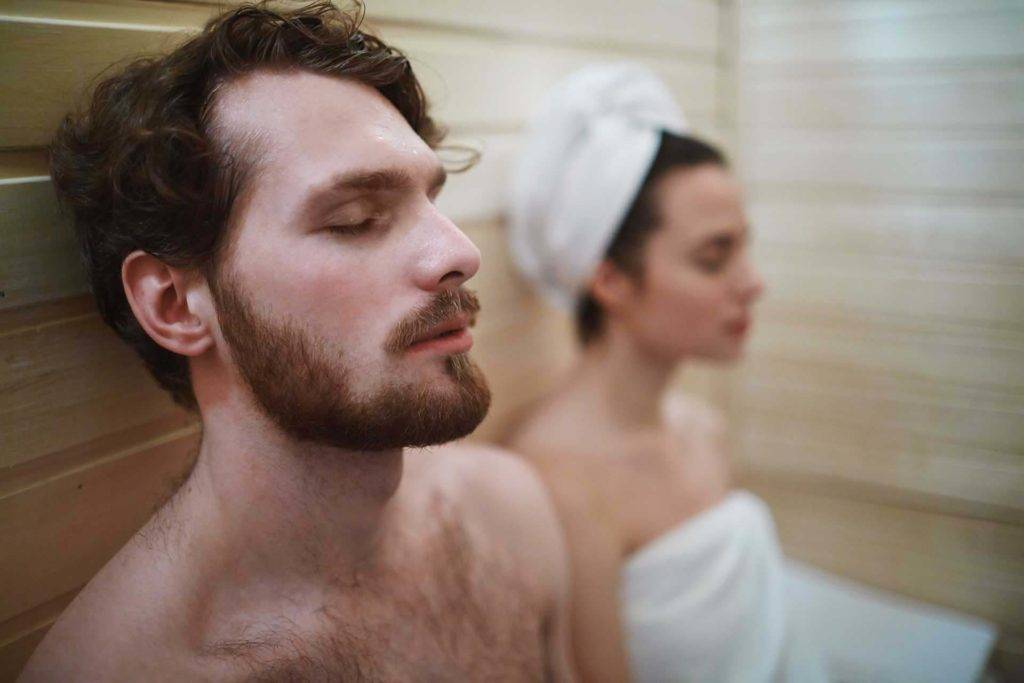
[210,276,491,451]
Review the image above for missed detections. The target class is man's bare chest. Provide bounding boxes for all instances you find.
[201,513,549,681]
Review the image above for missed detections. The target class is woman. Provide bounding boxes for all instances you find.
[505,65,823,682]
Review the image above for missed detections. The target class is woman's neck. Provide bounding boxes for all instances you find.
[572,324,679,430]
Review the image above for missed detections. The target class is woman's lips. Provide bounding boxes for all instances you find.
[725,318,751,337]
[407,327,473,354]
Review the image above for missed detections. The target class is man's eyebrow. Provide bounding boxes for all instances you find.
[326,165,446,194]
[302,165,447,213]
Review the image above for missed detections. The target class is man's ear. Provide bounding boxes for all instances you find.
[121,250,214,357]
[589,259,637,316]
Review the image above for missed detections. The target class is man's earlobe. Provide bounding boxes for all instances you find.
[122,250,214,357]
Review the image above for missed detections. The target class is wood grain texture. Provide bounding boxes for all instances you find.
[0,177,85,311]
[0,428,198,624]
[735,352,1024,458]
[735,0,1024,657]
[0,298,190,471]
[744,474,1024,638]
[172,0,719,56]
[741,64,1024,131]
[741,129,1024,197]
[754,248,1024,330]
[0,588,76,682]
[741,0,1024,66]
[0,2,718,148]
[749,199,1024,266]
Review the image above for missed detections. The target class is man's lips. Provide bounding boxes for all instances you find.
[406,315,474,354]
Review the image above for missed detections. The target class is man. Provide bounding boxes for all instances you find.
[21,3,573,680]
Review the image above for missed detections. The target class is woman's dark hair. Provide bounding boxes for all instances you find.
[575,132,728,345]
[50,1,442,410]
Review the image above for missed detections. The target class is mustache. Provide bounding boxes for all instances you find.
[384,288,481,354]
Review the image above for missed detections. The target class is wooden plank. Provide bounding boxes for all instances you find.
[174,0,720,57]
[0,177,86,311]
[733,416,1024,523]
[741,129,1024,198]
[748,314,1024,395]
[0,588,76,681]
[753,246,1024,330]
[748,199,1024,267]
[0,3,719,148]
[0,299,189,470]
[734,354,1024,458]
[0,10,196,149]
[742,475,1024,636]
[740,64,1024,131]
[0,149,47,181]
[741,1,1024,67]
[0,0,209,28]
[0,428,198,624]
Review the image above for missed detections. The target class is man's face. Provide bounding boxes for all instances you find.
[206,70,490,450]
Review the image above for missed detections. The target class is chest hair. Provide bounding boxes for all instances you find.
[202,501,548,681]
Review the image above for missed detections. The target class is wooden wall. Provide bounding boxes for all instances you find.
[729,0,1024,671]
[0,0,726,676]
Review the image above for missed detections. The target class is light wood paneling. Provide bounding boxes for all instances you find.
[736,354,1024,457]
[0,5,197,148]
[0,174,85,311]
[749,199,1024,266]
[176,0,720,56]
[0,298,190,471]
[742,65,1024,131]
[0,428,198,624]
[745,474,1024,634]
[742,1,1024,67]
[0,1,719,148]
[756,248,1024,330]
[735,0,1024,666]
[735,420,1024,522]
[0,589,76,682]
[743,130,1024,197]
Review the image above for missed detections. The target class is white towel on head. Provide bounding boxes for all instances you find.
[509,63,687,309]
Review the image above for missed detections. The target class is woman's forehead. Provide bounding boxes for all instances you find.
[653,166,746,243]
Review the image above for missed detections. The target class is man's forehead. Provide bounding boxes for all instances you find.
[212,70,426,166]
[210,69,442,210]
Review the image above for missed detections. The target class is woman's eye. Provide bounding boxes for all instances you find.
[695,250,728,273]
[326,217,380,236]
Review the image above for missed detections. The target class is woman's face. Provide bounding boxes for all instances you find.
[616,164,764,362]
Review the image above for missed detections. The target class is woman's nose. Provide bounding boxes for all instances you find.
[736,256,766,303]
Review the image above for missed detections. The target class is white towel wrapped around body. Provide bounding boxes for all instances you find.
[621,490,826,683]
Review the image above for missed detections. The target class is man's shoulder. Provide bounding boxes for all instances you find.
[410,441,552,519]
[408,441,567,569]
[19,512,196,680]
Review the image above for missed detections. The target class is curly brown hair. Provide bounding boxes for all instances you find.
[50,1,443,410]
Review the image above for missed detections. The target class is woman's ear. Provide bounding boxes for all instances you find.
[121,250,214,357]
[589,259,638,316]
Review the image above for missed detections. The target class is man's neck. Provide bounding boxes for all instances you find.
[180,395,405,588]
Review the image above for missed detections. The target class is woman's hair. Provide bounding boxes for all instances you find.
[50,1,441,409]
[575,132,728,345]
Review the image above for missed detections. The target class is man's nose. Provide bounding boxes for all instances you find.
[413,206,482,291]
